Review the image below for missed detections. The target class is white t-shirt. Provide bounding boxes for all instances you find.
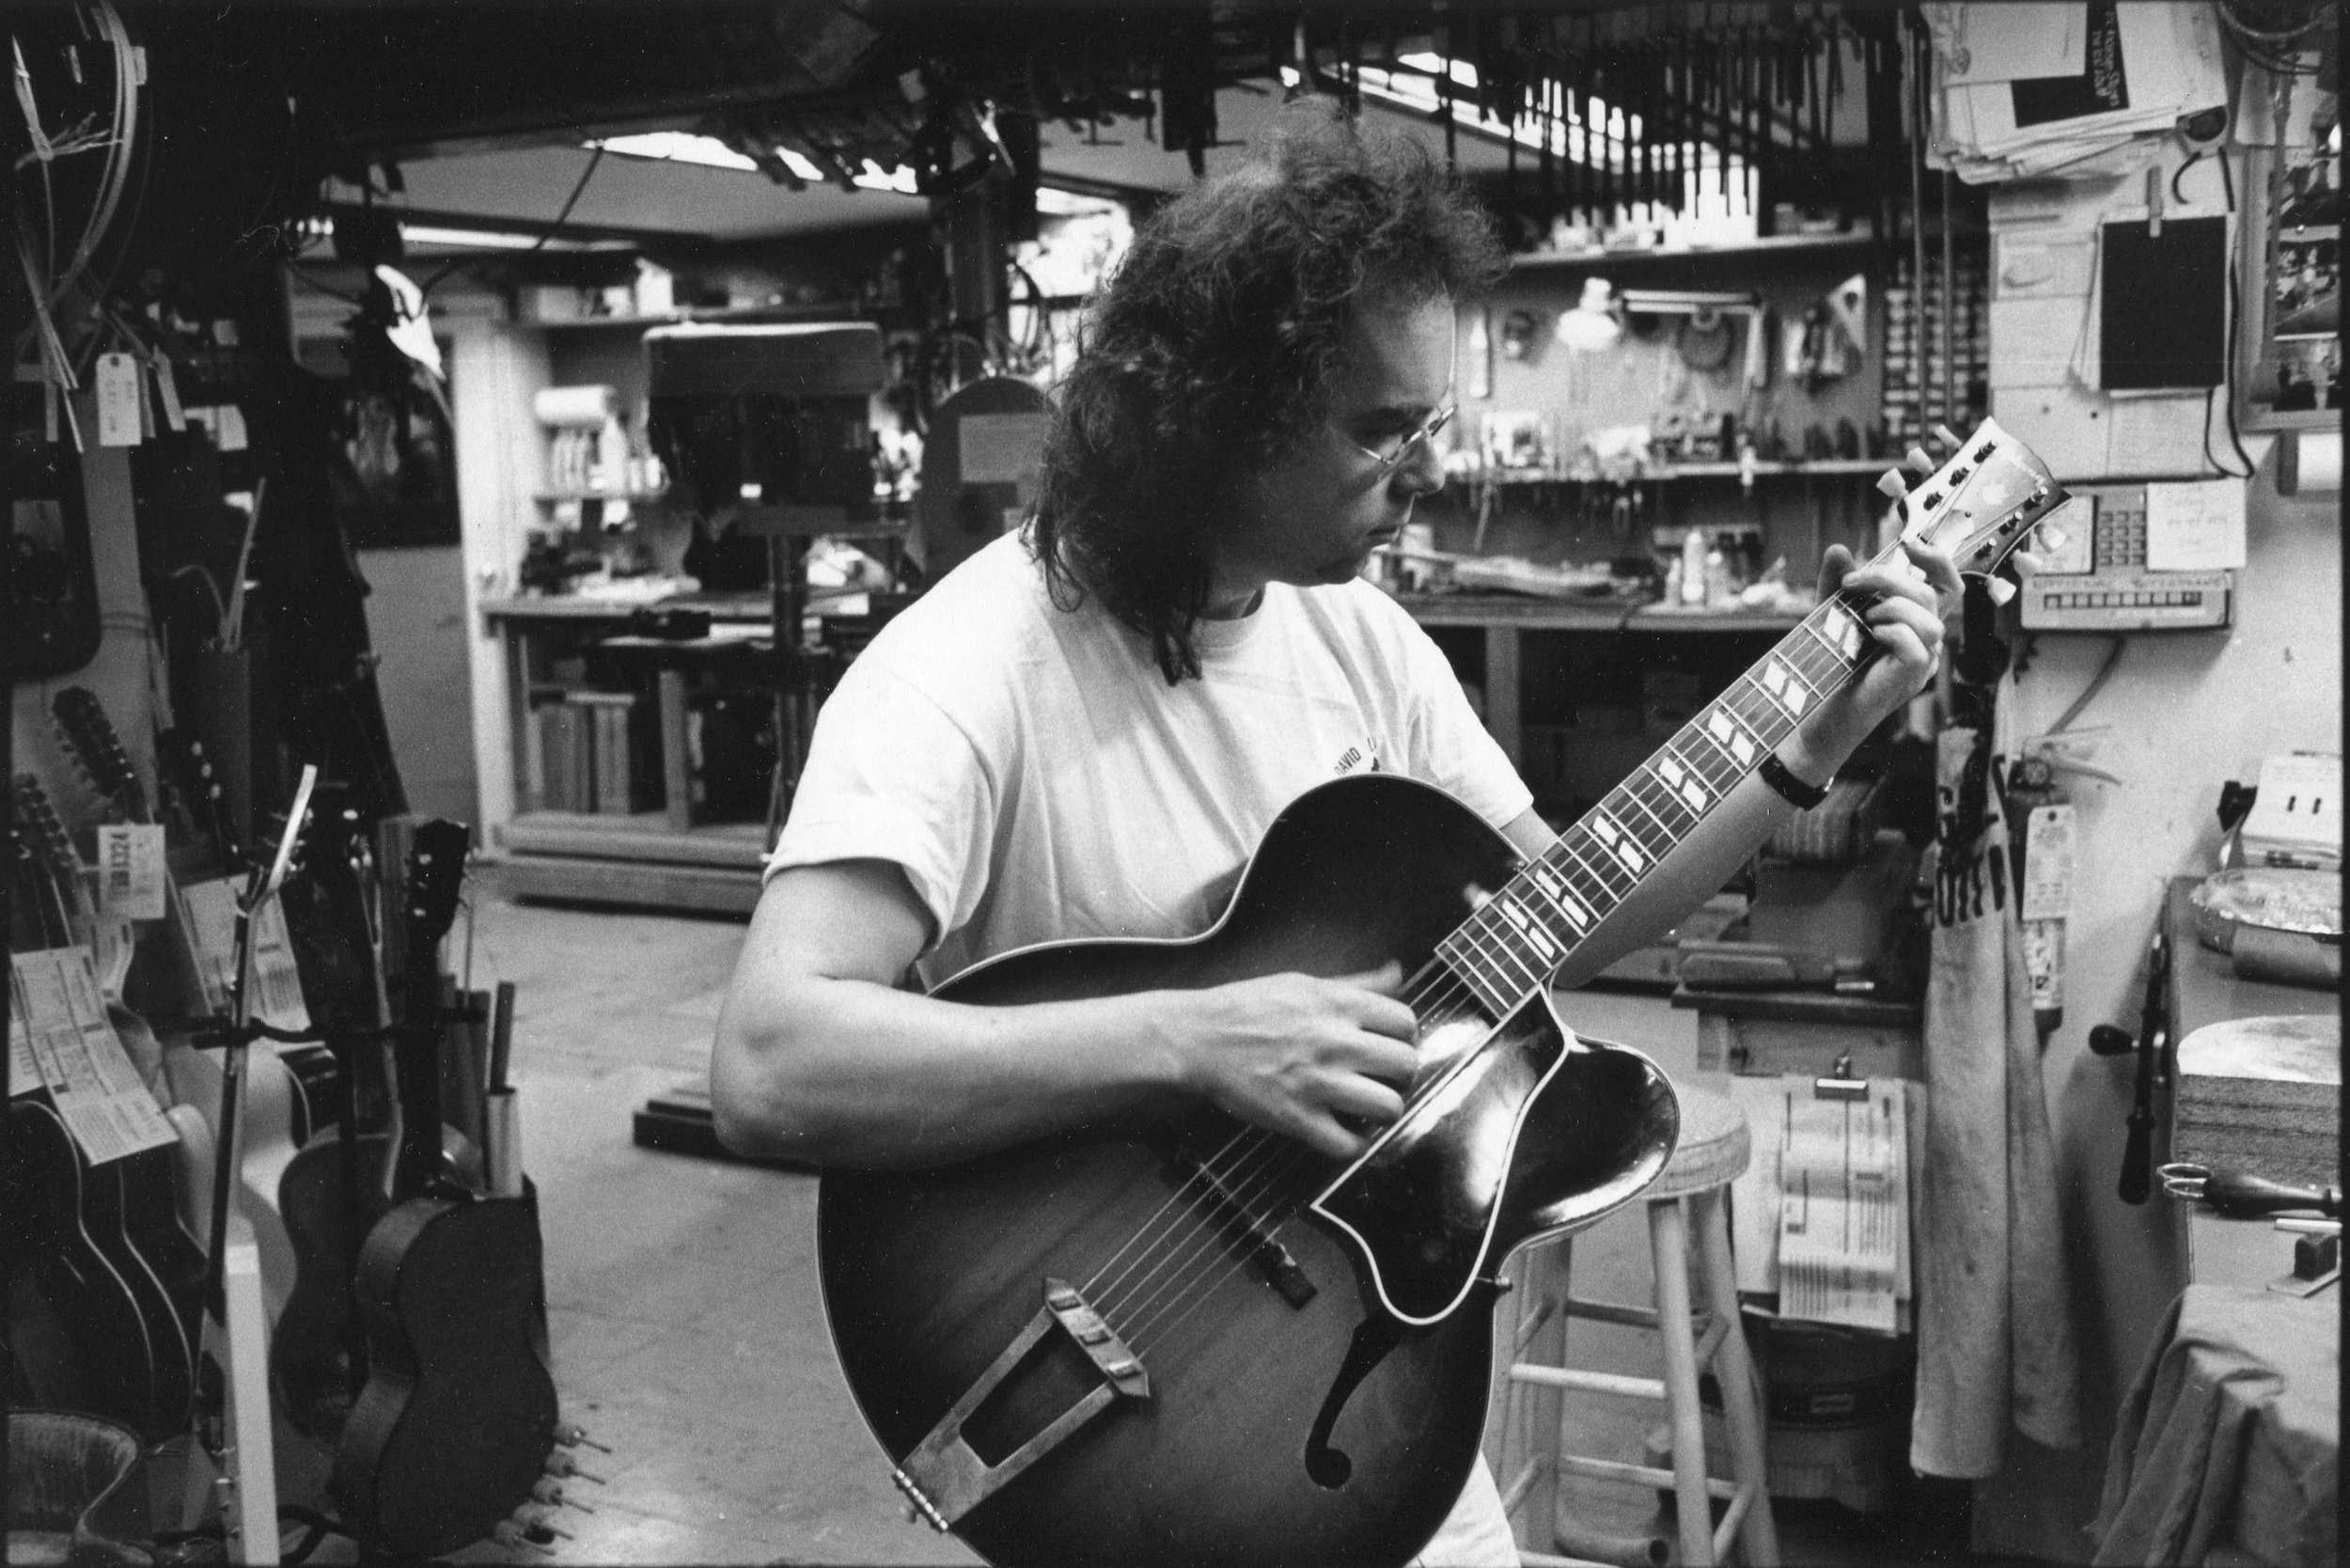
[769,529,1532,987]
[766,529,1529,1564]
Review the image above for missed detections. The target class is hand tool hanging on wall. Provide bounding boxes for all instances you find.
[2089,930,2171,1204]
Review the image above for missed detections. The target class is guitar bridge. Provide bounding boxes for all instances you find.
[1151,1135,1318,1309]
[893,1277,1150,1529]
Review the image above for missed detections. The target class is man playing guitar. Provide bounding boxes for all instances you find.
[713,100,1969,1564]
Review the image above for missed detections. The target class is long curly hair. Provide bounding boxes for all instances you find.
[1031,99,1504,683]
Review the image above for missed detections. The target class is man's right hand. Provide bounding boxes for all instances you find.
[1163,964,1422,1161]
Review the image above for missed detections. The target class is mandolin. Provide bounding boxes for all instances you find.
[818,422,2072,1565]
[334,820,560,1560]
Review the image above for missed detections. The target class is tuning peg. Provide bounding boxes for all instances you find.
[1875,470,1910,500]
[1985,576,2018,606]
[490,1520,556,1554]
[553,1421,611,1453]
[1934,423,1963,449]
[531,1478,594,1513]
[542,1450,606,1484]
[1905,445,1935,474]
[2031,520,2070,552]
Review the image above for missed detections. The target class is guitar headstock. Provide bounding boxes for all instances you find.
[155,726,242,873]
[400,820,471,953]
[241,764,320,916]
[52,687,149,824]
[10,774,86,939]
[1876,418,2071,592]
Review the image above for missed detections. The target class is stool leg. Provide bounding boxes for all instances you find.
[1496,1237,1569,1551]
[1692,1187,1778,1567]
[1648,1197,1713,1567]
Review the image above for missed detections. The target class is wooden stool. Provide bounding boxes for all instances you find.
[1495,1082,1778,1567]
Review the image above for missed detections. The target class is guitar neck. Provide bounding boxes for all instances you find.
[1435,583,1886,1013]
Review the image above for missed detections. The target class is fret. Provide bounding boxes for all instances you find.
[1753,657,1813,719]
[1521,858,1590,934]
[1701,702,1765,769]
[1588,809,1655,880]
[1434,944,1518,1016]
[1443,906,1543,1004]
[1491,890,1562,967]
[1655,751,1715,815]
[1666,729,1740,795]
[1619,767,1697,838]
[1550,836,1628,919]
[1560,824,1636,898]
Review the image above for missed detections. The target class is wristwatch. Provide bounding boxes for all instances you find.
[1759,751,1831,810]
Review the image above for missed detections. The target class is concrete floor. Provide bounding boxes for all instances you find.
[429,888,1980,1567]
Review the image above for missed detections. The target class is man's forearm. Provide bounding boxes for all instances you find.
[712,979,1190,1168]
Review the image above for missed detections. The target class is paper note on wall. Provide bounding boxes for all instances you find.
[1778,1086,1904,1334]
[2107,395,2211,478]
[2145,478,2248,570]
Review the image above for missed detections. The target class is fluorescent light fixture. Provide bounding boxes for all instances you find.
[591,131,917,195]
[397,223,598,251]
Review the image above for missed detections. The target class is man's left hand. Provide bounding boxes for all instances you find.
[1781,537,1965,780]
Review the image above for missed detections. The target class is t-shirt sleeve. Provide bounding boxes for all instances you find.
[763,659,997,949]
[1394,614,1536,831]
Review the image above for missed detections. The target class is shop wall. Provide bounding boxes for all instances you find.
[1974,142,2342,1560]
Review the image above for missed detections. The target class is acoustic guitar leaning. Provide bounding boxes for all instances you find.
[818,422,2071,1567]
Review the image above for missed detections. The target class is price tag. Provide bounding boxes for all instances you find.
[150,351,186,431]
[178,876,309,1033]
[10,1002,39,1099]
[2022,804,2077,921]
[10,949,178,1163]
[215,403,249,452]
[96,823,168,921]
[95,352,144,446]
[2022,919,2064,1012]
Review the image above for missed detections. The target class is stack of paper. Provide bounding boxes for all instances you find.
[1926,3,2227,183]
[1727,1075,1918,1336]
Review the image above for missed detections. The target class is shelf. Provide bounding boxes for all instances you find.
[535,490,671,505]
[1394,595,1807,633]
[1474,459,1886,485]
[498,811,768,869]
[1509,232,1878,270]
[516,303,894,333]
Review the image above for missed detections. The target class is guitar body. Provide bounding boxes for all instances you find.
[332,1190,558,1559]
[160,1036,339,1325]
[5,1096,165,1433]
[271,1129,393,1443]
[819,776,1679,1567]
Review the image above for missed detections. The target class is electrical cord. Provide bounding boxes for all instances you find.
[420,144,605,299]
[2048,634,2128,733]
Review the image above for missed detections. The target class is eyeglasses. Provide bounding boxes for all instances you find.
[1334,402,1456,478]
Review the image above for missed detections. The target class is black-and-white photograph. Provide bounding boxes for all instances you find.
[6,5,2340,1567]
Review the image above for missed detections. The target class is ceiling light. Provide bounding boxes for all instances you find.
[397,224,602,251]
[591,132,916,196]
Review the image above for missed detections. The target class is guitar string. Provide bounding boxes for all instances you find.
[1089,968,1496,1343]
[1078,960,1487,1312]
[1119,966,1521,1352]
[1082,964,1482,1325]
[1070,567,1950,1343]
[1087,602,1888,1344]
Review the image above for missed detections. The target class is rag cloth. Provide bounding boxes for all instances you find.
[2092,1285,2339,1567]
[1912,728,2084,1478]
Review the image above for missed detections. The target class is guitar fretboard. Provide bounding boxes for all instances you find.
[1435,588,1883,1013]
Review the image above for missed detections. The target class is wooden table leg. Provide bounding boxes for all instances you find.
[1483,623,1522,770]
[658,667,692,834]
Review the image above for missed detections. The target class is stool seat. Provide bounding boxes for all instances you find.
[1650,1081,1751,1199]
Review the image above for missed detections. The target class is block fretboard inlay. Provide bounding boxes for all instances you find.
[1436,593,1882,1014]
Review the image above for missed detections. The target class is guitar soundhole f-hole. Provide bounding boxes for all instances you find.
[960,1329,1108,1467]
